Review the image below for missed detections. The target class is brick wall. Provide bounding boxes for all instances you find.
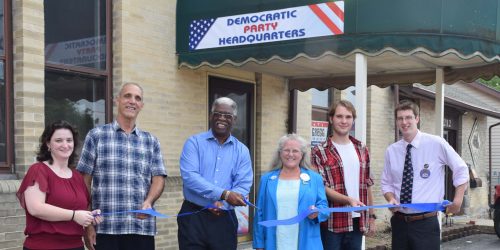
[296,90,312,144]
[12,0,45,177]
[0,181,23,250]
[1,1,44,248]
[460,113,489,217]
[366,86,396,222]
[256,74,288,176]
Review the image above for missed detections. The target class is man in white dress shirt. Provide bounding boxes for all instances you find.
[381,100,469,250]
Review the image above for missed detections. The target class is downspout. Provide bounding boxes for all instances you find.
[489,122,500,212]
[393,85,399,142]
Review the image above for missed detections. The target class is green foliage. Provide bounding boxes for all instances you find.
[478,76,500,91]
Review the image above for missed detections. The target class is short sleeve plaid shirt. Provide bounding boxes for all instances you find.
[311,136,373,233]
[77,121,167,235]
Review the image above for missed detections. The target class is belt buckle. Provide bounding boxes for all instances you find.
[404,215,411,222]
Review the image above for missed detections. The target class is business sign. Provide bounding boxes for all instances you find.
[189,1,344,50]
[311,121,329,146]
[45,36,106,66]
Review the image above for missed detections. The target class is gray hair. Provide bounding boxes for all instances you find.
[270,134,311,170]
[211,97,237,116]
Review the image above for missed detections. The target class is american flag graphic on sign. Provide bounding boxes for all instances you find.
[189,18,216,50]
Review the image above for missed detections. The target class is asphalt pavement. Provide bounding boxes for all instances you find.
[441,234,500,249]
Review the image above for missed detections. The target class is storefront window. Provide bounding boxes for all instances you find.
[311,88,329,108]
[0,61,5,163]
[0,0,4,54]
[44,0,111,151]
[311,88,331,146]
[45,0,106,70]
[0,0,12,171]
[44,71,106,144]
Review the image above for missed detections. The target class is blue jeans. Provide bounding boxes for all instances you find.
[321,218,363,250]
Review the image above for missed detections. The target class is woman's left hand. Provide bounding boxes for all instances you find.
[307,205,318,220]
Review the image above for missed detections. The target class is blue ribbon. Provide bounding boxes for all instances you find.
[99,199,450,227]
[258,201,451,227]
[100,198,258,218]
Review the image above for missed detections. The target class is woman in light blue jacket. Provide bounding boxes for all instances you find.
[253,134,328,250]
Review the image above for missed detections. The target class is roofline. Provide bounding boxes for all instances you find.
[400,86,500,119]
[469,81,500,99]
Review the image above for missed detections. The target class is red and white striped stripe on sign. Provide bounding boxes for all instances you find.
[309,1,344,35]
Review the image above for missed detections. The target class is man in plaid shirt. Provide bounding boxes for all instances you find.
[77,83,167,250]
[311,100,376,250]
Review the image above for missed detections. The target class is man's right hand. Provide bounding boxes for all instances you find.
[225,191,246,206]
[387,197,400,213]
[84,225,97,250]
[347,197,365,207]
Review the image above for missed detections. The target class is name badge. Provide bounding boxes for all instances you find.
[420,163,430,179]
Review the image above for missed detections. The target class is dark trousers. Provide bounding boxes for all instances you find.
[177,200,238,250]
[95,234,155,250]
[391,213,440,250]
[321,218,363,250]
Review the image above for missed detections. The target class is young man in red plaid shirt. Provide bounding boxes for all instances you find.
[311,100,376,250]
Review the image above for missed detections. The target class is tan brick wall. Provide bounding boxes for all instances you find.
[0,181,24,250]
[12,0,45,176]
[296,90,312,144]
[255,74,288,176]
[366,86,396,222]
[460,113,489,217]
[1,1,46,248]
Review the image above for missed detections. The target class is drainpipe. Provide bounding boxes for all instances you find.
[489,121,500,215]
[393,85,399,141]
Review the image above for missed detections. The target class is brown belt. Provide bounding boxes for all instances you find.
[394,211,438,222]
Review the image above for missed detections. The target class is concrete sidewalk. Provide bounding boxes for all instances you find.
[236,216,497,250]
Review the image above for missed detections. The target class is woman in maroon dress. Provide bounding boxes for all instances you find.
[17,120,103,250]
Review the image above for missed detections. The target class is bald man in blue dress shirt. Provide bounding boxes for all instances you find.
[177,97,253,250]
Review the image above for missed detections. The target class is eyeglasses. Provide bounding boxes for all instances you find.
[396,115,415,122]
[212,111,234,120]
[281,149,302,155]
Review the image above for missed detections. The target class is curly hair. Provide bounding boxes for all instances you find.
[36,120,79,167]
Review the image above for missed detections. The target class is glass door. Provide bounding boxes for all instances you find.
[209,76,254,242]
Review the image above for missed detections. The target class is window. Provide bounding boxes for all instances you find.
[311,88,331,121]
[0,0,13,172]
[311,88,332,147]
[44,0,111,144]
[45,71,106,145]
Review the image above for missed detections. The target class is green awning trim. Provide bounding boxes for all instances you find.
[179,34,500,68]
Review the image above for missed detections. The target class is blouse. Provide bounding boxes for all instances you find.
[17,162,90,249]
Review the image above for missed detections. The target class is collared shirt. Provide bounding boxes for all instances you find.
[311,136,373,233]
[77,120,167,235]
[381,130,469,211]
[180,130,253,207]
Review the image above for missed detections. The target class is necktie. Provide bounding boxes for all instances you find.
[400,144,413,204]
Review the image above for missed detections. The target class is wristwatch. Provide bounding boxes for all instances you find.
[369,214,377,220]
